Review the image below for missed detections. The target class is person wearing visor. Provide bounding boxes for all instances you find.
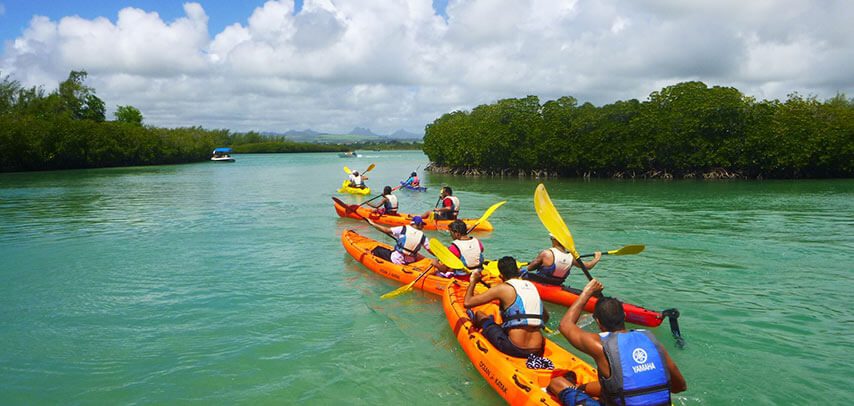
[522,234,601,286]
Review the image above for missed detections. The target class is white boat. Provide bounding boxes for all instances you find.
[211,148,235,162]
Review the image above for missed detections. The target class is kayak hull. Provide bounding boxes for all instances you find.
[342,229,466,295]
[343,230,664,327]
[482,260,665,327]
[338,180,371,195]
[333,197,493,232]
[399,181,427,192]
[443,281,599,406]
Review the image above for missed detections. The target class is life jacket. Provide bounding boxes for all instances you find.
[501,279,545,329]
[395,226,425,257]
[599,330,672,406]
[383,194,398,212]
[539,247,574,279]
[444,196,460,218]
[451,237,483,273]
[351,175,364,187]
[411,176,419,185]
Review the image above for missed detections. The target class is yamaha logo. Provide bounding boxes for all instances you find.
[632,348,648,364]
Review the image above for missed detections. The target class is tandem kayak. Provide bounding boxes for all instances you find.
[341,230,493,295]
[443,281,599,405]
[337,180,371,195]
[482,260,667,328]
[332,197,493,232]
[343,229,676,331]
[399,181,427,192]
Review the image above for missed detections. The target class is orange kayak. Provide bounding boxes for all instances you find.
[443,280,599,405]
[332,197,493,232]
[342,229,489,295]
[343,230,671,328]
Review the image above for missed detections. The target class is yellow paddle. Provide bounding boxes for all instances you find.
[465,201,506,234]
[430,238,491,288]
[579,244,645,258]
[381,264,434,299]
[343,163,375,175]
[533,184,593,281]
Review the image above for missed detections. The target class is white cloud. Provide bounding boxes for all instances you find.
[1,0,853,134]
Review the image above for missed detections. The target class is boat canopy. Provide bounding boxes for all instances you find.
[213,148,232,153]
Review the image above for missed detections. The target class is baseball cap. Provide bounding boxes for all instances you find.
[411,216,425,225]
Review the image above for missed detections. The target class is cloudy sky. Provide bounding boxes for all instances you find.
[1,0,852,135]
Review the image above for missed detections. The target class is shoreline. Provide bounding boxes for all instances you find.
[425,163,755,180]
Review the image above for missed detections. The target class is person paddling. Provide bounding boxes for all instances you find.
[366,216,431,265]
[421,186,459,220]
[548,279,687,406]
[464,257,550,358]
[348,170,368,189]
[366,186,398,215]
[403,171,420,187]
[523,234,602,286]
[437,219,484,278]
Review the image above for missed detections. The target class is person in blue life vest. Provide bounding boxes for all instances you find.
[403,171,420,187]
[523,234,602,286]
[548,279,687,406]
[421,186,459,220]
[436,219,484,278]
[366,186,398,215]
[463,256,551,358]
[348,170,368,189]
[366,216,433,265]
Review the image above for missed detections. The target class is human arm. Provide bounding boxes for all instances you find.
[575,252,602,270]
[367,219,394,237]
[366,197,387,209]
[558,279,606,359]
[662,348,687,393]
[526,250,547,273]
[463,271,505,308]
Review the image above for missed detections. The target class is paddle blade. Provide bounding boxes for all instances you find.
[466,201,506,234]
[363,163,376,174]
[610,244,645,256]
[343,166,352,174]
[534,184,579,258]
[429,238,465,269]
[381,284,414,299]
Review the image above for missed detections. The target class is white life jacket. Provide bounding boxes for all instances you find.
[451,237,483,271]
[384,194,398,211]
[446,196,460,217]
[547,247,575,279]
[501,279,544,328]
[350,175,364,186]
[395,226,425,256]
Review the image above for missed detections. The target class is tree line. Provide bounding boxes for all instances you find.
[0,71,346,172]
[422,82,854,179]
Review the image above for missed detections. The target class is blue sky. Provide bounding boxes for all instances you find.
[0,1,851,134]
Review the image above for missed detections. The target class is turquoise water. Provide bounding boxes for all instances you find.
[1,151,852,405]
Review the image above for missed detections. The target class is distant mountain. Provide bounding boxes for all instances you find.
[261,127,423,143]
[284,129,321,137]
[390,129,422,140]
[350,127,378,137]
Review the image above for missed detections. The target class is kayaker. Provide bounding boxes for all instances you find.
[366,216,431,265]
[464,256,550,358]
[366,186,398,215]
[421,186,459,220]
[522,234,602,286]
[549,279,687,406]
[437,219,484,278]
[348,170,368,189]
[403,171,420,187]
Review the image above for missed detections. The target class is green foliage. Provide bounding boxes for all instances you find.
[423,82,854,178]
[0,71,350,172]
[114,105,143,126]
